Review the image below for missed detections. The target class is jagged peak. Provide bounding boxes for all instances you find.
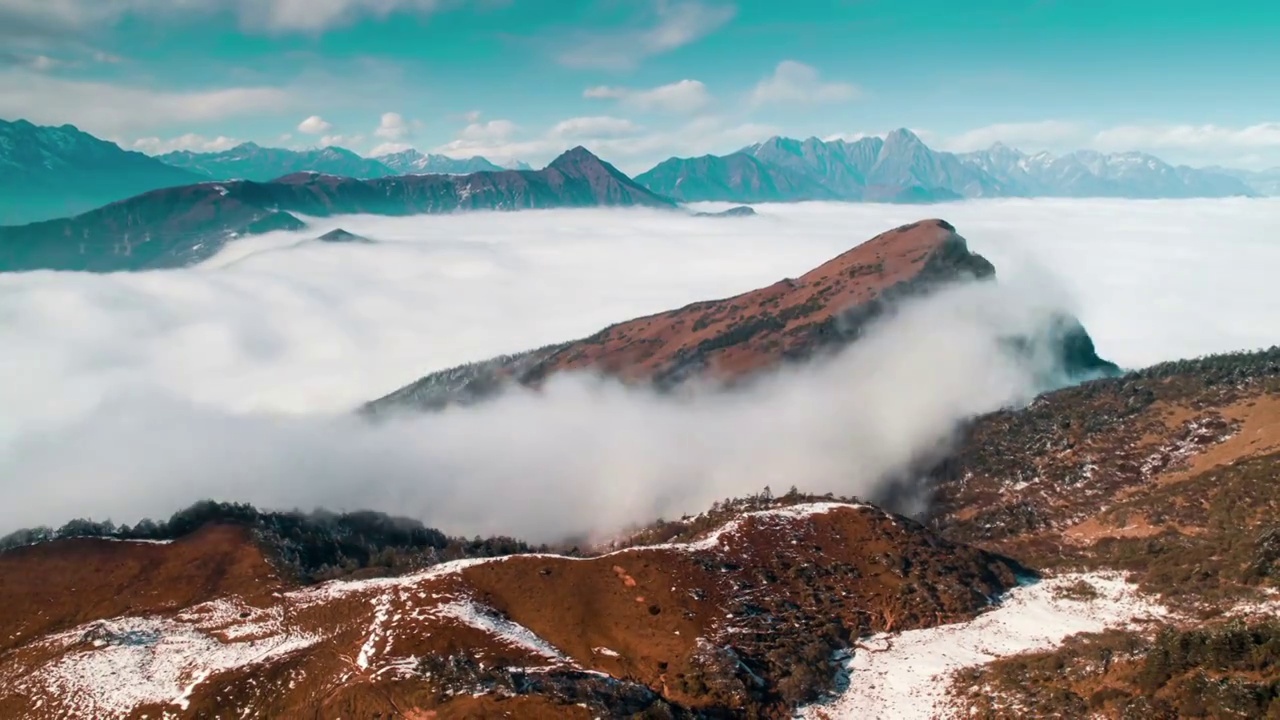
[884,127,925,145]
[547,145,611,173]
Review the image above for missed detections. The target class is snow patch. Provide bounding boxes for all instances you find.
[796,572,1166,720]
[434,599,568,664]
[14,607,319,718]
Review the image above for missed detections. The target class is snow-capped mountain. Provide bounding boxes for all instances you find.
[374,149,507,175]
[958,145,1254,199]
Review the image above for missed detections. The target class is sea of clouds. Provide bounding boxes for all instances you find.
[1,198,1277,540]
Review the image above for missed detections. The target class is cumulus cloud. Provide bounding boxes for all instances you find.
[749,60,859,107]
[584,79,712,115]
[557,0,736,70]
[3,199,1278,540]
[297,115,333,134]
[131,134,242,155]
[374,111,417,141]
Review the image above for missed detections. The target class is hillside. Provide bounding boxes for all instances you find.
[0,119,203,225]
[0,147,675,273]
[365,218,1117,413]
[0,497,1021,718]
[635,129,1255,203]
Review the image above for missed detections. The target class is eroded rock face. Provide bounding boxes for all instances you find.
[0,500,1020,719]
[366,219,1116,414]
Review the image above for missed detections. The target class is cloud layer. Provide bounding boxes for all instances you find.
[2,199,1278,540]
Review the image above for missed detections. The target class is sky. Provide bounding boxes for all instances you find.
[1,0,1278,171]
[1,197,1278,538]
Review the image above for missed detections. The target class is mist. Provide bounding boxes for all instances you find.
[2,198,1277,540]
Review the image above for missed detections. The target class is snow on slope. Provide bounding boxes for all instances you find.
[12,606,319,717]
[796,572,1167,720]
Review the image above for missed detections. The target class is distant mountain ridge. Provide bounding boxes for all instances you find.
[0,119,203,225]
[158,142,397,182]
[157,142,531,182]
[0,147,675,273]
[636,129,1257,203]
[375,149,511,175]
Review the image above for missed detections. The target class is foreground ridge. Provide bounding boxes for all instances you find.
[0,495,1021,718]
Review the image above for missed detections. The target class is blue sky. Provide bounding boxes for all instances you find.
[1,0,1277,171]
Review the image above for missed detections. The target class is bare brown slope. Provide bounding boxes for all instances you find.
[926,348,1280,718]
[368,219,1025,412]
[0,501,1020,719]
[0,524,280,654]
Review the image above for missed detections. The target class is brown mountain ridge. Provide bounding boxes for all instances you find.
[366,218,1117,414]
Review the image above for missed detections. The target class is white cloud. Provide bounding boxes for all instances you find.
[584,79,712,115]
[297,115,333,134]
[318,133,363,147]
[368,141,414,157]
[4,199,1278,540]
[0,67,294,136]
[557,0,736,70]
[457,119,518,142]
[1092,123,1280,153]
[374,111,416,141]
[549,116,642,140]
[130,134,241,155]
[749,60,860,107]
[0,0,474,36]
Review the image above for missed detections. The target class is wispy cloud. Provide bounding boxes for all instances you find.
[131,134,242,155]
[556,0,736,70]
[0,67,295,136]
[584,79,712,116]
[0,0,482,36]
[749,60,860,108]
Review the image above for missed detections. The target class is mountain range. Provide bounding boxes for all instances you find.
[0,119,203,226]
[0,146,673,272]
[4,219,1277,718]
[636,129,1261,203]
